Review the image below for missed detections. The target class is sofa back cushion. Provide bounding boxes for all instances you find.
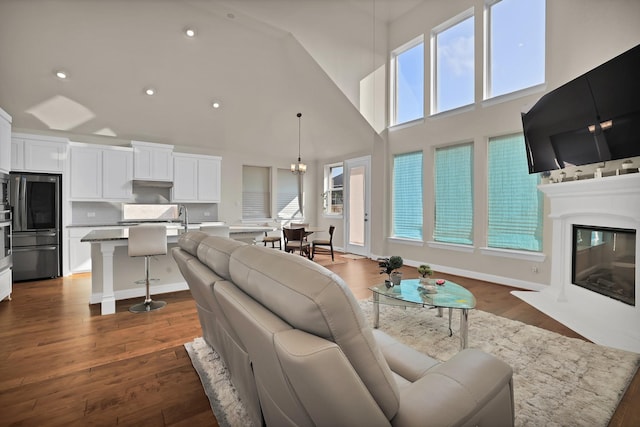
[228,244,400,419]
[177,230,209,256]
[196,235,246,281]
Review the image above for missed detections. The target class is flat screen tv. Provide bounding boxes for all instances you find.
[522,43,640,174]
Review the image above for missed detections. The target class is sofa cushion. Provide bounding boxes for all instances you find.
[228,244,400,419]
[177,230,209,256]
[196,235,246,281]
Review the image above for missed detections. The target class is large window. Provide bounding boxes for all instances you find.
[323,163,343,215]
[485,0,545,98]
[391,36,424,126]
[242,166,270,220]
[432,9,475,114]
[392,152,423,240]
[487,134,543,251]
[276,168,301,219]
[434,143,474,244]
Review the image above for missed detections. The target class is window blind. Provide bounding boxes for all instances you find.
[276,168,300,219]
[487,134,542,251]
[242,166,271,219]
[392,151,423,239]
[434,143,473,244]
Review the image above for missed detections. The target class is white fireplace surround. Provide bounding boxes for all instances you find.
[513,173,640,353]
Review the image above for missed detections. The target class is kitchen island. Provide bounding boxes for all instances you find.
[81,224,275,315]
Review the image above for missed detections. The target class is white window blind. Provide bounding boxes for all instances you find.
[434,143,473,244]
[392,151,423,239]
[487,134,542,251]
[276,168,300,219]
[242,165,270,219]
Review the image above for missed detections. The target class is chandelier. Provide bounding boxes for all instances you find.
[291,112,307,175]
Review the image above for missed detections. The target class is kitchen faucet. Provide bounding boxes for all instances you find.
[179,204,189,233]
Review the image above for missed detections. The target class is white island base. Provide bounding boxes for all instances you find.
[84,229,187,315]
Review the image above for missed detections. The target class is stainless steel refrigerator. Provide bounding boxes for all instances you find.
[10,172,62,282]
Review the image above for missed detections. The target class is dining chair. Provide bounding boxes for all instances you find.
[262,222,282,249]
[283,227,310,258]
[312,225,335,261]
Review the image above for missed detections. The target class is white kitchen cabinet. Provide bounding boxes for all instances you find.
[131,140,173,181]
[69,143,133,201]
[0,267,11,302]
[172,153,221,202]
[0,107,12,174]
[11,133,68,173]
[69,227,94,273]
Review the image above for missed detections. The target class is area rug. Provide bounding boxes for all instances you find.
[185,300,640,427]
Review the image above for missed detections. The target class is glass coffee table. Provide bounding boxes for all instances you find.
[369,278,476,349]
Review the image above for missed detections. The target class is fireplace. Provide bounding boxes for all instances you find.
[572,225,636,306]
[512,173,640,353]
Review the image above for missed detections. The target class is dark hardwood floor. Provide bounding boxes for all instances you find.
[0,255,637,426]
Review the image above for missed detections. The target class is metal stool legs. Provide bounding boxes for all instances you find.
[129,256,167,313]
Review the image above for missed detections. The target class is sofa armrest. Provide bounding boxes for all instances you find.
[373,329,439,382]
[392,349,514,427]
[275,329,393,427]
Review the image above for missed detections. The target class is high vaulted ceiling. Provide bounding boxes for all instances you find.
[0,0,424,161]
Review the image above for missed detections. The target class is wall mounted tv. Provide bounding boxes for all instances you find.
[522,43,640,174]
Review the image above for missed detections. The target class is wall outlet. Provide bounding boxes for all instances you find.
[204,211,210,217]
[531,265,539,273]
[87,212,96,218]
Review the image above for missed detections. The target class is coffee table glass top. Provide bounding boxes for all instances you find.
[369,278,476,310]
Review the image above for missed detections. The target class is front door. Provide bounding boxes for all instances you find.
[344,156,370,257]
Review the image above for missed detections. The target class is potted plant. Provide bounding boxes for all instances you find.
[378,256,403,287]
[417,264,433,284]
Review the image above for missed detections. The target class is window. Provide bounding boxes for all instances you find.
[434,143,474,244]
[323,163,343,215]
[392,152,423,240]
[276,168,301,219]
[486,0,545,98]
[487,134,543,251]
[242,166,270,220]
[432,9,474,114]
[391,36,424,126]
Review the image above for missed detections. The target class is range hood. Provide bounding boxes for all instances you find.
[132,179,173,188]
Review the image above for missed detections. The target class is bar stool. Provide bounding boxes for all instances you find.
[128,224,167,313]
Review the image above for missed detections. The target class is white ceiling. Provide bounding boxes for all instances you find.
[0,0,424,161]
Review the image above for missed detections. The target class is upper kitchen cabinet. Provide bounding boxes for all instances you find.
[131,141,173,182]
[11,133,68,173]
[0,107,12,174]
[69,143,133,201]
[172,153,221,203]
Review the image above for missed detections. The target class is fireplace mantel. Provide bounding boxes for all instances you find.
[513,173,640,353]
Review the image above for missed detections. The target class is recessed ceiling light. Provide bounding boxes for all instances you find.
[212,101,221,109]
[184,27,196,38]
[55,70,68,80]
[144,87,156,96]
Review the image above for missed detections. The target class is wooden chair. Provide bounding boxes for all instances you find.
[283,227,310,258]
[312,225,335,261]
[263,231,282,249]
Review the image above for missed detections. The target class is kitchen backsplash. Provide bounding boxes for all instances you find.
[70,201,218,225]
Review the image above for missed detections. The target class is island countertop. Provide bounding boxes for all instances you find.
[81,227,184,242]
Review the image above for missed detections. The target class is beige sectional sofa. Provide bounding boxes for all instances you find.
[172,231,515,427]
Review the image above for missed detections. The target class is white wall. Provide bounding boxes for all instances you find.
[368,0,640,289]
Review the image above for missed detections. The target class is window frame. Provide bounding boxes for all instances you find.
[430,8,475,115]
[390,35,425,127]
[483,0,546,100]
[323,162,344,217]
